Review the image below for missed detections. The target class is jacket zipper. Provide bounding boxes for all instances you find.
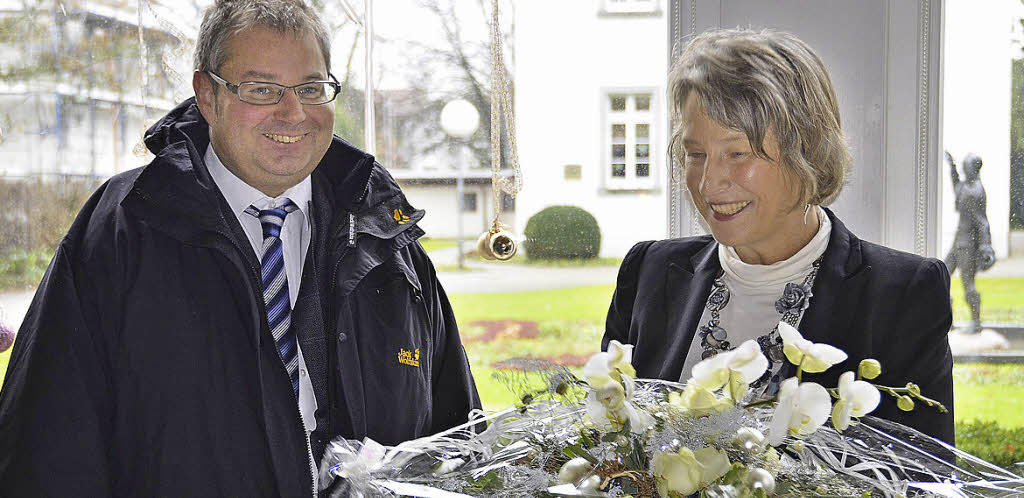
[218,230,317,497]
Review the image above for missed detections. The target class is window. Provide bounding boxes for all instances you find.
[604,92,656,189]
[564,164,582,180]
[501,192,515,211]
[461,192,477,212]
[601,0,659,15]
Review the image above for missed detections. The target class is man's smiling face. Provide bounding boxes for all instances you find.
[195,26,334,197]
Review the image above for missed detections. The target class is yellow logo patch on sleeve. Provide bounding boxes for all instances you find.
[393,208,410,225]
[398,348,420,367]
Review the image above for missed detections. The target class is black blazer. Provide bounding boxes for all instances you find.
[603,208,955,444]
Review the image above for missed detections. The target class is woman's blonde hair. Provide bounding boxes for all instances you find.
[668,28,850,206]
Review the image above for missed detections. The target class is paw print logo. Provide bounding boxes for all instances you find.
[393,208,410,225]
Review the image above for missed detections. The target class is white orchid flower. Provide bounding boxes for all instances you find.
[583,340,637,390]
[689,340,768,401]
[831,371,881,432]
[584,384,652,434]
[777,322,847,373]
[652,446,731,498]
[690,353,730,390]
[582,341,651,434]
[768,378,831,446]
[667,384,733,417]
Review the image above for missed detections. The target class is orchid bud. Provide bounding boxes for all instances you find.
[858,359,882,380]
[557,457,592,485]
[906,382,921,397]
[897,395,915,411]
[577,475,602,491]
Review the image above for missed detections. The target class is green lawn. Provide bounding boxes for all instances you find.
[449,285,616,409]
[954,363,1024,427]
[0,347,10,389]
[418,237,458,253]
[448,284,615,323]
[950,276,1024,323]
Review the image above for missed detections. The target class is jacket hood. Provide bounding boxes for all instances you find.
[143,98,207,157]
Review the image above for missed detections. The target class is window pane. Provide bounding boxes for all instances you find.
[612,124,626,140]
[612,144,626,159]
[636,123,649,139]
[612,163,626,177]
[461,192,477,212]
[635,95,650,111]
[636,144,650,159]
[636,163,650,177]
[564,164,582,180]
[610,95,626,111]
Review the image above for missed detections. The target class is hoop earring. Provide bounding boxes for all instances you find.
[803,204,811,224]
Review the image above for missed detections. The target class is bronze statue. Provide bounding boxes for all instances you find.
[944,151,996,334]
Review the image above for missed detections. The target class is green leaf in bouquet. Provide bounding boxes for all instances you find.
[464,469,503,494]
[562,442,600,465]
[626,436,648,470]
[600,418,631,443]
[720,462,749,487]
[577,429,597,449]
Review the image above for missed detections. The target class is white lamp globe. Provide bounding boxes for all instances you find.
[440,99,480,138]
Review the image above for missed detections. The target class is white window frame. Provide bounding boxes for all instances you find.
[602,89,659,191]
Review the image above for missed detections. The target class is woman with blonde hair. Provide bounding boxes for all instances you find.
[603,28,954,443]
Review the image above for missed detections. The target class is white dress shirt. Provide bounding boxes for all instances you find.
[204,144,318,437]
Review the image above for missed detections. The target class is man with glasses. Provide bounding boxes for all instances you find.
[0,1,480,495]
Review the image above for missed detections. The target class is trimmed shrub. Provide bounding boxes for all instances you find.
[523,206,601,260]
[956,420,1024,475]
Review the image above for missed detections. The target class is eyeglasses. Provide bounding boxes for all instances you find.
[206,71,341,105]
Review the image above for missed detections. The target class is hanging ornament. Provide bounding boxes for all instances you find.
[476,0,523,261]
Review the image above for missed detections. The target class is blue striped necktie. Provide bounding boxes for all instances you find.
[247,200,300,397]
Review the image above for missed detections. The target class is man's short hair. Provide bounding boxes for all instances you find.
[668,28,850,207]
[194,0,332,75]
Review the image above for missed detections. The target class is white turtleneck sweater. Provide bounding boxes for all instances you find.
[679,207,832,382]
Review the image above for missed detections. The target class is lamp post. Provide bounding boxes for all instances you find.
[440,99,480,269]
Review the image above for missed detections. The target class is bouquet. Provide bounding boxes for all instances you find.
[319,322,1024,497]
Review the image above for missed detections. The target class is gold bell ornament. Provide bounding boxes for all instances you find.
[476,225,517,261]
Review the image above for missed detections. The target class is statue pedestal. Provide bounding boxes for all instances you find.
[948,328,1010,355]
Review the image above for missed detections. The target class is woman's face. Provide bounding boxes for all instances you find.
[681,93,814,264]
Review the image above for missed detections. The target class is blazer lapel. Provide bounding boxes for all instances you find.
[796,209,872,382]
[660,240,719,381]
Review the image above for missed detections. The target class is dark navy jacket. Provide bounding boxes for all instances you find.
[604,209,955,444]
[0,99,481,496]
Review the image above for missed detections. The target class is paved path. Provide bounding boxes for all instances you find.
[427,244,619,295]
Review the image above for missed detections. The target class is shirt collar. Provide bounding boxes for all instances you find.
[204,140,313,217]
[718,205,832,287]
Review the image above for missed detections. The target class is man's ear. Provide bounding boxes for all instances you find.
[193,70,217,124]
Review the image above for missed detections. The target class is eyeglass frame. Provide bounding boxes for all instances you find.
[206,71,342,105]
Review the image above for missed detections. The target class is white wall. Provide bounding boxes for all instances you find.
[0,94,160,179]
[940,0,1015,259]
[514,1,669,258]
[400,182,515,240]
